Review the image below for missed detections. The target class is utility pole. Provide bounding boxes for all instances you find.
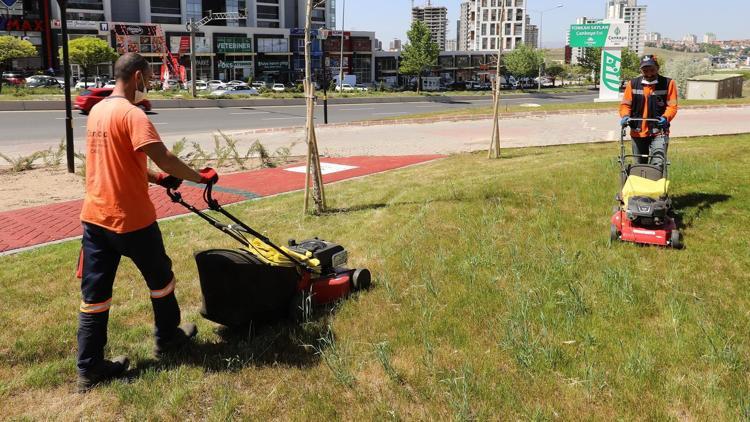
[56,0,75,173]
[187,9,247,97]
[532,4,563,92]
[338,0,345,91]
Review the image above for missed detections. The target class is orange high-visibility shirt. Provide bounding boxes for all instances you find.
[80,97,162,233]
[620,78,679,138]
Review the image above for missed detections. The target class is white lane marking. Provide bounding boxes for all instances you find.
[55,116,85,120]
[262,116,305,120]
[285,162,358,175]
[153,122,169,125]
[230,111,270,115]
[338,107,376,111]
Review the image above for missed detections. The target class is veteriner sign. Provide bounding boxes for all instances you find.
[569,23,629,48]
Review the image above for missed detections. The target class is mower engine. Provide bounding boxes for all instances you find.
[625,196,669,227]
[287,238,348,274]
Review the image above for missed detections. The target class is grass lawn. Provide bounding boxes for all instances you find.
[1,134,750,419]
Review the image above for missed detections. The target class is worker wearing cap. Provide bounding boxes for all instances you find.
[619,55,679,168]
[75,52,219,392]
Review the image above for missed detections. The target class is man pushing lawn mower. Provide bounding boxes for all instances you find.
[611,54,683,249]
[75,53,219,392]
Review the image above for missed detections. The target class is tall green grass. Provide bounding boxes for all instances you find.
[1,134,749,419]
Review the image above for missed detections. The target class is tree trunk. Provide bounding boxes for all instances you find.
[302,0,325,214]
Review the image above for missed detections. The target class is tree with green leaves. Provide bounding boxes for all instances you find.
[545,63,564,87]
[577,47,602,87]
[399,20,438,94]
[503,44,544,79]
[620,48,641,81]
[0,35,37,94]
[60,37,118,87]
[662,57,713,99]
[701,43,722,56]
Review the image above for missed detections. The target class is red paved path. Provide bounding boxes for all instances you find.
[0,155,442,254]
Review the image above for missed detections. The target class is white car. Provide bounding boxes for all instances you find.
[187,80,209,91]
[74,80,97,90]
[271,83,286,92]
[103,80,116,89]
[251,81,267,90]
[227,80,249,88]
[207,80,227,90]
[209,86,259,96]
[335,83,355,92]
[354,84,369,91]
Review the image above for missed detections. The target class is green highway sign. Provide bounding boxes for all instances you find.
[569,23,629,48]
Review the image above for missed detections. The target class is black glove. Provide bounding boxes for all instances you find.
[155,173,183,189]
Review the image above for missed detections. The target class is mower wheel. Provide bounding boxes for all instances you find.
[352,268,372,291]
[287,290,311,323]
[670,230,684,250]
[610,224,619,242]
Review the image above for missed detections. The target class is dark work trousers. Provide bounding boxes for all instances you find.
[77,221,180,374]
[632,134,669,169]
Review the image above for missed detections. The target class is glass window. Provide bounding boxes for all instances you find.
[257,5,279,20]
[68,0,103,10]
[152,15,182,24]
[151,0,180,15]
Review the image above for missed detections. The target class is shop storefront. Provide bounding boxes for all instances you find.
[215,35,254,81]
[1,0,53,72]
[167,31,213,81]
[255,36,291,83]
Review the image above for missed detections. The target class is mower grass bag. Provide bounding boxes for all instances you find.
[194,249,299,327]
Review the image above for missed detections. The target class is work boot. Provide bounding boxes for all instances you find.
[77,356,130,393]
[154,323,197,358]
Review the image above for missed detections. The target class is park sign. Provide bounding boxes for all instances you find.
[599,48,622,101]
[569,23,629,48]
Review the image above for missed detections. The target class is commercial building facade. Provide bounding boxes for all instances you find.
[375,50,498,87]
[38,0,371,84]
[1,0,55,72]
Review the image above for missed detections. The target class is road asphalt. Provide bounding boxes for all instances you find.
[0,92,597,155]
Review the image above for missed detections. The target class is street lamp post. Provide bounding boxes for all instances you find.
[338,0,345,91]
[531,3,563,92]
[56,0,75,173]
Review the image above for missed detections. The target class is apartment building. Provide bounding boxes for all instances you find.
[411,3,448,51]
[459,0,527,52]
[524,14,538,48]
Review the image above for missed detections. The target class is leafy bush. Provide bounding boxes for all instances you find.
[662,57,713,99]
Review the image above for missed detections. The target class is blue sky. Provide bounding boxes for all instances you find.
[336,0,750,47]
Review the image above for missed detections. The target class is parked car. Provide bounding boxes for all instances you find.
[251,81,267,90]
[74,79,99,90]
[187,80,209,91]
[25,75,62,88]
[207,80,227,90]
[335,83,355,92]
[227,80,249,88]
[74,88,151,114]
[103,79,116,89]
[354,84,369,91]
[2,72,26,86]
[446,81,467,91]
[209,86,259,97]
[271,83,286,92]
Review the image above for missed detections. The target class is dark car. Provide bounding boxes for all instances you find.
[25,75,62,88]
[446,81,467,91]
[1,72,26,86]
[74,88,152,114]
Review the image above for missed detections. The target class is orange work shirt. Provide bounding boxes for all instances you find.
[619,78,679,138]
[80,97,162,233]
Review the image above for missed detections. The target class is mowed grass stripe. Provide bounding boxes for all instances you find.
[0,134,749,419]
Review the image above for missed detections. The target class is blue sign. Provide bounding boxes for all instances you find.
[1,0,20,8]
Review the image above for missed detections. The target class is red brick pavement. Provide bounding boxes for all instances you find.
[0,155,443,254]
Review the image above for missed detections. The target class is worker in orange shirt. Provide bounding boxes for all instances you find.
[76,53,219,392]
[619,55,678,169]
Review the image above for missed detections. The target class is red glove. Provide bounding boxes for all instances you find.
[199,167,219,184]
[155,173,182,189]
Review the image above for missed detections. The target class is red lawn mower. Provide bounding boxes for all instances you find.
[166,182,371,329]
[610,118,683,249]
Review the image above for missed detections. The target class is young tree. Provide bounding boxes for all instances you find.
[545,63,565,87]
[399,20,438,94]
[577,47,602,87]
[0,35,37,94]
[503,44,544,79]
[662,57,713,99]
[61,37,118,86]
[620,48,641,81]
[302,0,326,214]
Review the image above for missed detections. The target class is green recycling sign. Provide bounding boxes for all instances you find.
[569,23,629,48]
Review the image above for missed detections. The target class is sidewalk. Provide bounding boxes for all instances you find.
[0,155,442,255]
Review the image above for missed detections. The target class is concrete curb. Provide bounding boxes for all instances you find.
[0,91,592,111]
[224,103,750,136]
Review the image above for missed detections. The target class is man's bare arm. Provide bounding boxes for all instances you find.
[140,142,202,183]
